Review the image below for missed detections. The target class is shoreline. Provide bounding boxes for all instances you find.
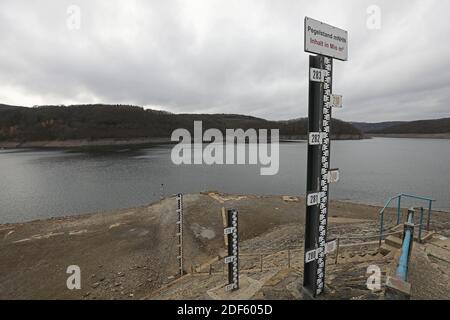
[0,134,364,149]
[1,192,449,227]
[0,137,173,149]
[369,133,450,139]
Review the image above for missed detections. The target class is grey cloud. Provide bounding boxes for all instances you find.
[0,0,449,122]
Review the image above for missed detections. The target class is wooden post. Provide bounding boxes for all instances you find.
[260,254,263,272]
[335,238,340,265]
[288,249,291,268]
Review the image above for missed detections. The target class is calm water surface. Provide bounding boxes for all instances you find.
[1,138,449,223]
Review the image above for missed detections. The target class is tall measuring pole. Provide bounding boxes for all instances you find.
[303,56,334,297]
[303,17,347,297]
[176,193,184,276]
[303,55,324,296]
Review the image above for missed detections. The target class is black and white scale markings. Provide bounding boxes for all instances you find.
[316,56,333,295]
[176,193,184,276]
[224,209,239,292]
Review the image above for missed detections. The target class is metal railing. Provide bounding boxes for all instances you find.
[379,193,435,245]
[193,232,393,276]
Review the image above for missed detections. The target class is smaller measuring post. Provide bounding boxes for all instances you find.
[176,194,184,276]
[224,209,239,292]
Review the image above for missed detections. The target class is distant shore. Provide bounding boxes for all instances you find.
[0,138,173,149]
[369,133,450,139]
[0,134,364,149]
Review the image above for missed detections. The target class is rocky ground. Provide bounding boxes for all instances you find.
[0,192,449,300]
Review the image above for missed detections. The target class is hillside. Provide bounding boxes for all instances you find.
[0,103,27,111]
[351,121,405,133]
[352,118,450,135]
[371,118,450,134]
[0,104,363,143]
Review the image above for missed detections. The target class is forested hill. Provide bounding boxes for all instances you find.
[367,118,450,134]
[0,103,27,111]
[351,121,406,133]
[0,104,363,142]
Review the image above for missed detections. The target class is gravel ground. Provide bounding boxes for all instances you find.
[0,192,448,300]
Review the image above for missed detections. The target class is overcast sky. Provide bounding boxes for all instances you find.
[1,0,449,122]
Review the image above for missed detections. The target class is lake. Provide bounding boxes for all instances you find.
[1,138,449,224]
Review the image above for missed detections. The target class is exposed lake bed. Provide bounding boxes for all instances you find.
[1,192,448,299]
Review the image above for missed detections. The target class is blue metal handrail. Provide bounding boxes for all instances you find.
[379,193,435,247]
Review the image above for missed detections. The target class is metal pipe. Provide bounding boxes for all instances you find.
[395,209,414,281]
[379,195,397,217]
[396,195,402,225]
[379,194,435,218]
[399,193,435,202]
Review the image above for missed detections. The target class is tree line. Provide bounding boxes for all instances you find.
[0,104,363,141]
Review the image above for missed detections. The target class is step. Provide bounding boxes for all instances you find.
[390,224,404,233]
[415,231,435,242]
[385,235,403,249]
[379,243,398,256]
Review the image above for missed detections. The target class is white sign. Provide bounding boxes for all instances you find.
[307,192,321,206]
[224,227,236,235]
[309,132,322,145]
[224,256,236,264]
[310,68,326,82]
[331,94,343,108]
[306,241,336,264]
[305,249,318,263]
[327,169,340,183]
[325,239,337,254]
[304,17,348,61]
[224,283,237,292]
